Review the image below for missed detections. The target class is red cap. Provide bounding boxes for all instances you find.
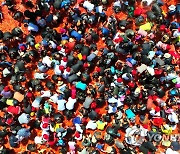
[154,69,163,75]
[4,86,10,92]
[126,89,131,95]
[6,118,13,125]
[59,28,66,34]
[20,45,25,51]
[82,55,87,60]
[66,67,71,72]
[160,25,166,31]
[42,123,48,128]
[143,124,148,129]
[31,106,36,111]
[75,132,80,138]
[114,37,123,43]
[132,69,137,76]
[178,27,180,32]
[155,106,160,112]
[96,67,101,73]
[62,57,68,62]
[153,117,163,127]
[91,102,97,109]
[26,92,33,98]
[128,81,135,88]
[59,65,64,71]
[134,8,142,16]
[57,46,61,51]
[117,77,122,83]
[152,95,158,101]
[81,118,87,124]
[95,108,100,113]
[166,44,171,50]
[43,134,49,140]
[83,63,89,68]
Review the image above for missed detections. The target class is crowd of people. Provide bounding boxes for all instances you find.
[0,0,179,153]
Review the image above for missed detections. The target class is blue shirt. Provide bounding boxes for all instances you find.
[41,39,48,46]
[73,117,81,124]
[71,30,82,41]
[76,82,87,90]
[37,18,46,27]
[125,109,135,119]
[101,27,109,36]
[17,128,31,138]
[156,50,163,56]
[61,34,69,40]
[126,57,136,65]
[61,0,70,8]
[28,23,39,32]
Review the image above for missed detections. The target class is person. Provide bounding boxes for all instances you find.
[0,0,179,153]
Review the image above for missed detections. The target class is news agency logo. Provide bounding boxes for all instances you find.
[125,134,180,146]
[147,134,180,142]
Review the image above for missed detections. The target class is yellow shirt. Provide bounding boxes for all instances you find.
[54,123,61,132]
[44,108,50,114]
[35,43,41,49]
[96,121,106,130]
[77,53,83,60]
[161,125,172,135]
[6,99,14,106]
[140,22,153,31]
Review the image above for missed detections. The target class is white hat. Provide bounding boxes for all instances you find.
[164,53,171,58]
[168,5,176,11]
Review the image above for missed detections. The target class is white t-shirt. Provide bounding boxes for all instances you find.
[66,97,77,110]
[49,41,57,49]
[34,73,47,79]
[150,109,160,117]
[58,48,66,56]
[83,1,94,12]
[57,99,66,111]
[18,113,30,124]
[3,68,11,77]
[60,60,67,67]
[41,90,51,98]
[50,94,59,103]
[114,1,121,7]
[42,56,52,67]
[173,30,180,38]
[147,66,155,76]
[62,69,70,79]
[168,112,179,123]
[108,97,118,103]
[75,124,83,133]
[137,64,147,74]
[34,136,43,144]
[68,141,76,151]
[32,97,42,108]
[54,65,62,75]
[166,148,179,154]
[86,120,97,130]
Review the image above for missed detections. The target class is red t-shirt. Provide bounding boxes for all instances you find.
[7,106,21,115]
[153,117,163,127]
[65,42,76,53]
